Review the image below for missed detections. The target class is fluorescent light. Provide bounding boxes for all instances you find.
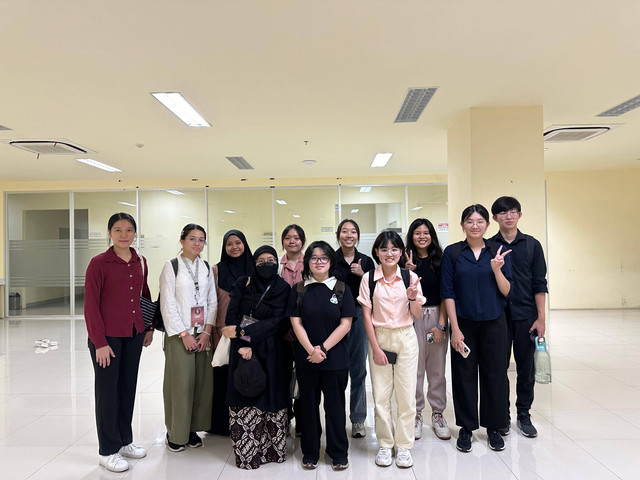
[151,92,211,127]
[371,153,393,168]
[395,87,438,123]
[411,206,423,211]
[359,186,372,193]
[224,210,236,214]
[166,190,184,195]
[118,202,136,207]
[276,199,287,205]
[351,209,359,213]
[292,214,301,218]
[76,158,121,172]
[181,215,192,219]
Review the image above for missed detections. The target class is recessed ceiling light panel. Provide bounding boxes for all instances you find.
[76,158,121,172]
[276,199,287,205]
[359,186,372,193]
[226,156,254,170]
[597,94,640,117]
[166,189,185,195]
[371,153,393,168]
[151,92,211,127]
[394,87,438,123]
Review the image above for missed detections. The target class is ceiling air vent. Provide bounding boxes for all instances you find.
[9,140,91,155]
[226,156,254,170]
[543,126,610,143]
[394,87,438,123]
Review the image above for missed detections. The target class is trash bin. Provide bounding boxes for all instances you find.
[9,292,21,311]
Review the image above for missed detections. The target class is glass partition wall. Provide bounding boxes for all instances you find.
[4,184,447,317]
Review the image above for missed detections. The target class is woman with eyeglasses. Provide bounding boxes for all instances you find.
[358,230,424,469]
[209,230,254,436]
[221,245,290,470]
[404,218,451,441]
[441,204,512,453]
[333,219,375,439]
[84,213,154,472]
[287,240,356,470]
[159,224,217,452]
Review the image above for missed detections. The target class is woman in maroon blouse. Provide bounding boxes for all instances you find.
[84,213,153,473]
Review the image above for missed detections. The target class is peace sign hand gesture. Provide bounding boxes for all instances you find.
[404,250,416,271]
[490,245,512,272]
[406,276,421,301]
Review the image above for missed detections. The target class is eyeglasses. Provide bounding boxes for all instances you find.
[187,237,206,244]
[378,248,402,255]
[309,256,330,264]
[256,259,277,266]
[497,209,520,218]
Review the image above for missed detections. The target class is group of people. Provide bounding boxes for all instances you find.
[83,195,547,473]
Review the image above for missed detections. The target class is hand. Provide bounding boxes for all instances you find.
[429,326,445,343]
[95,345,115,368]
[450,328,466,355]
[404,251,416,271]
[373,347,389,366]
[529,317,546,338]
[143,330,154,347]
[181,333,198,352]
[238,347,252,360]
[308,346,326,364]
[350,259,364,276]
[221,325,237,338]
[195,333,210,352]
[406,276,421,301]
[491,245,512,272]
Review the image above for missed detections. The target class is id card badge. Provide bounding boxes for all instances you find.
[191,306,204,328]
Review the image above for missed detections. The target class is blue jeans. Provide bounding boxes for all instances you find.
[349,306,368,423]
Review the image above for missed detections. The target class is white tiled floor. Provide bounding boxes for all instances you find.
[2,310,640,479]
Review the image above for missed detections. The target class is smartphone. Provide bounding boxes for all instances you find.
[382,350,397,364]
[460,341,471,358]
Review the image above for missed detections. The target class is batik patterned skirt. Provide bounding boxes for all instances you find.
[229,406,287,469]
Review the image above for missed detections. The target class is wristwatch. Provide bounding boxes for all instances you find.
[320,344,328,355]
[435,323,447,332]
[179,331,188,338]
[239,329,246,337]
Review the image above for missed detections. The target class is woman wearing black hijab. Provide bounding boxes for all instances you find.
[221,245,291,469]
[209,230,254,436]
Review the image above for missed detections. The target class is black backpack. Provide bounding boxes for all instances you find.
[152,258,210,332]
[295,279,346,311]
[368,268,411,305]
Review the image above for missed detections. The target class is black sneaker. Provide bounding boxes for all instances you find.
[498,425,510,436]
[166,434,185,452]
[187,432,203,448]
[487,429,505,451]
[456,427,473,452]
[517,414,538,438]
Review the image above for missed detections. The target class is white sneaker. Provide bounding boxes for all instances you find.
[414,414,423,440]
[119,443,147,459]
[431,412,451,440]
[375,447,393,467]
[99,452,129,472]
[395,448,413,468]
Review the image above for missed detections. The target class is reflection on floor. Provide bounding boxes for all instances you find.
[1,310,640,479]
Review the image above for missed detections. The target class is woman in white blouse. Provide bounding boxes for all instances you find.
[160,224,218,452]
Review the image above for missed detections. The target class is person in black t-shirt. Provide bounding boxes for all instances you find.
[287,240,356,471]
[404,218,451,441]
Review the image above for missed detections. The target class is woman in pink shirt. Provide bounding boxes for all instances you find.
[358,230,425,469]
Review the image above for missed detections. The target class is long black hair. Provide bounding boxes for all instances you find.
[406,218,443,274]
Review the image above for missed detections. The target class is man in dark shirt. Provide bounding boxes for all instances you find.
[491,196,548,438]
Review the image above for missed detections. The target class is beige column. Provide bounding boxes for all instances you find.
[446,107,546,247]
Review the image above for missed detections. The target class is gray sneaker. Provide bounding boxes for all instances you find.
[517,413,538,438]
[414,414,423,440]
[351,422,366,438]
[431,412,451,440]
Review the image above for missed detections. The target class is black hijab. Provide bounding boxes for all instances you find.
[217,230,254,292]
[249,245,289,308]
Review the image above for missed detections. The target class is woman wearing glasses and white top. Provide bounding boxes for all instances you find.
[287,241,356,470]
[358,230,425,468]
[160,224,217,452]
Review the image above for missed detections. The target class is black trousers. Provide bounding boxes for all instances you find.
[297,369,349,464]
[89,333,144,455]
[282,341,302,433]
[451,314,509,431]
[505,309,536,415]
[209,365,230,435]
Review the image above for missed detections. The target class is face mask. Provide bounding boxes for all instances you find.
[256,263,278,279]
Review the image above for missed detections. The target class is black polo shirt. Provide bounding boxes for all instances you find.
[414,257,441,306]
[334,248,375,305]
[286,280,357,371]
[491,230,548,321]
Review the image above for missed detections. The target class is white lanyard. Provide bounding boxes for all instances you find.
[181,256,201,305]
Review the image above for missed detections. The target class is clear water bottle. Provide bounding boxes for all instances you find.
[533,336,552,384]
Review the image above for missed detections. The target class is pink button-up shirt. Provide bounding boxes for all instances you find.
[357,265,425,329]
[280,253,304,287]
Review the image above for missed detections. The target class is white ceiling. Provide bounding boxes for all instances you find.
[1,0,640,183]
